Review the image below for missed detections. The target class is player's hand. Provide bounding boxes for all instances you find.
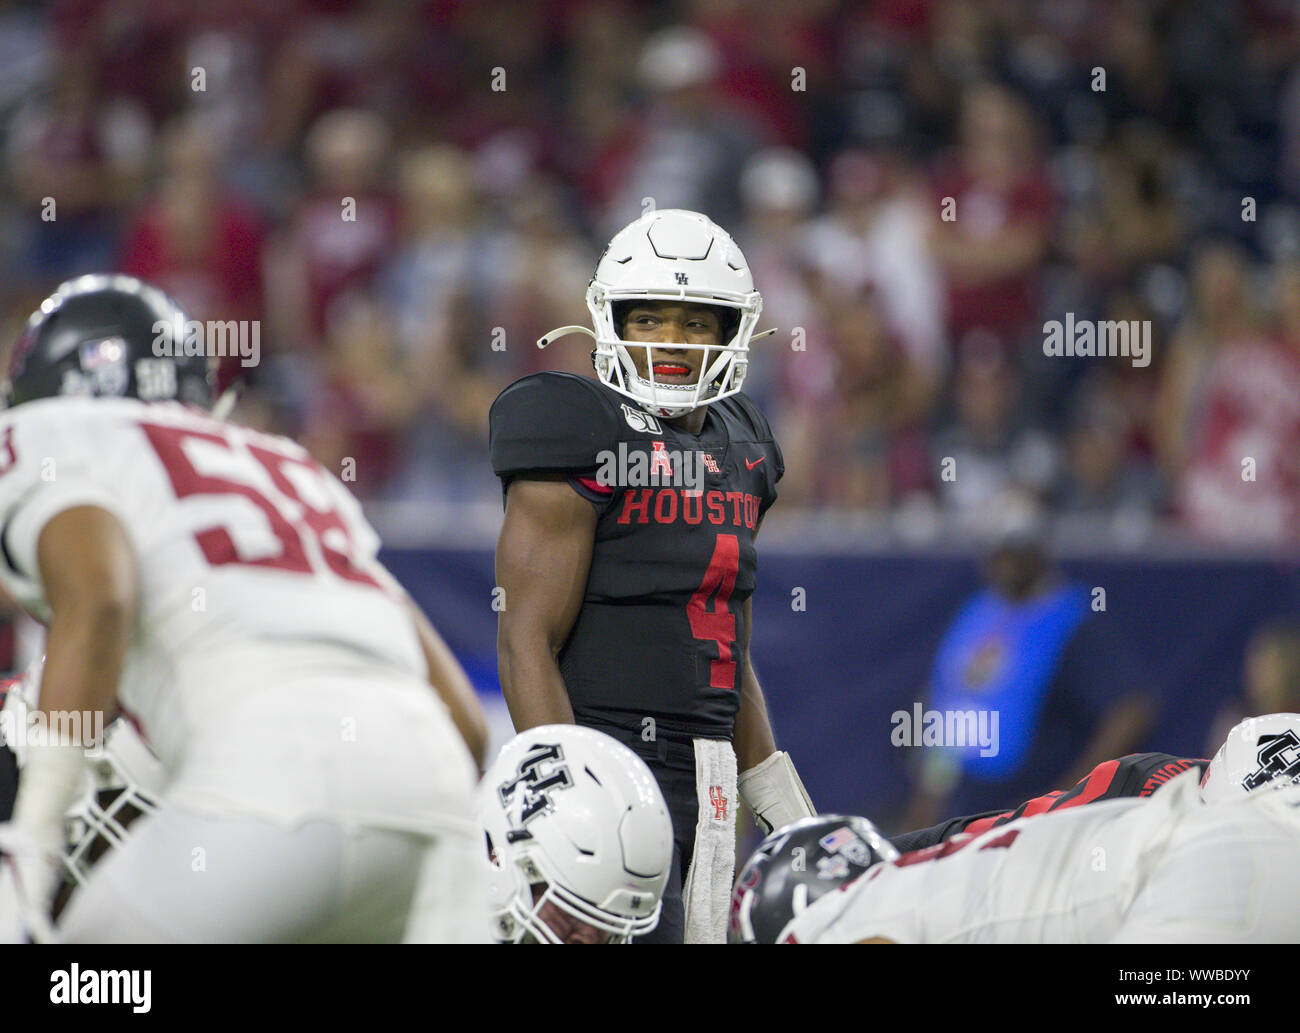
[0,823,61,943]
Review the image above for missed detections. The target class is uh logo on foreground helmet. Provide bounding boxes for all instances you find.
[729,815,899,944]
[478,725,673,944]
[537,208,775,420]
[1201,713,1300,802]
[2,273,218,412]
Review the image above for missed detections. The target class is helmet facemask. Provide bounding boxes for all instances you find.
[61,730,163,890]
[487,834,662,945]
[62,782,160,888]
[588,285,761,419]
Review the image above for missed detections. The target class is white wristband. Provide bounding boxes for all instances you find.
[13,739,85,857]
[738,751,815,835]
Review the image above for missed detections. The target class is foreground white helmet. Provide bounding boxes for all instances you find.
[1,659,164,891]
[62,717,164,887]
[538,209,766,419]
[1200,713,1300,803]
[478,725,672,944]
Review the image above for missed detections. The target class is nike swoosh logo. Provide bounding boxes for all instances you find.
[745,456,766,470]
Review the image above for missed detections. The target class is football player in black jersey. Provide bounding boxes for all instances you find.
[489,209,814,943]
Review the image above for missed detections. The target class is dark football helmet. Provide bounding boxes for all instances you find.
[4,274,212,410]
[729,814,898,944]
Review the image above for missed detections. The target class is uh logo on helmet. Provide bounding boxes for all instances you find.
[1201,713,1300,803]
[538,209,768,420]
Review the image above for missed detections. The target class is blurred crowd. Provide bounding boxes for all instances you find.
[2,0,1300,545]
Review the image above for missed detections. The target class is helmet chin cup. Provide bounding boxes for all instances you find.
[611,342,703,420]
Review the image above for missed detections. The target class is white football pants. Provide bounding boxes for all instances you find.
[1111,792,1300,943]
[56,804,488,943]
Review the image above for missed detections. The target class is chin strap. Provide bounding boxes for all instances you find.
[536,325,596,350]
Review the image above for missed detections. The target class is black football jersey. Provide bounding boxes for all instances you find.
[890,752,1209,853]
[490,373,783,741]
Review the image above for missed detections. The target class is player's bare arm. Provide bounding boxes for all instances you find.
[495,475,596,730]
[733,528,813,836]
[9,505,137,877]
[734,608,816,834]
[36,505,137,735]
[733,596,777,771]
[404,592,489,770]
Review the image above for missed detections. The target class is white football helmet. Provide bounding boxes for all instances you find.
[1200,713,1300,803]
[62,717,164,887]
[478,725,672,944]
[538,209,767,419]
[1,659,164,893]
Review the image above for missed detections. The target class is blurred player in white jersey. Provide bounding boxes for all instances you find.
[0,274,489,943]
[739,714,1300,944]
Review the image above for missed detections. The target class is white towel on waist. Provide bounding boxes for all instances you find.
[682,738,738,944]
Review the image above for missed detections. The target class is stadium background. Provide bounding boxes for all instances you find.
[0,0,1298,832]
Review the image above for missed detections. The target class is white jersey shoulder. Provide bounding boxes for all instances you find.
[786,768,1206,944]
[0,397,422,758]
